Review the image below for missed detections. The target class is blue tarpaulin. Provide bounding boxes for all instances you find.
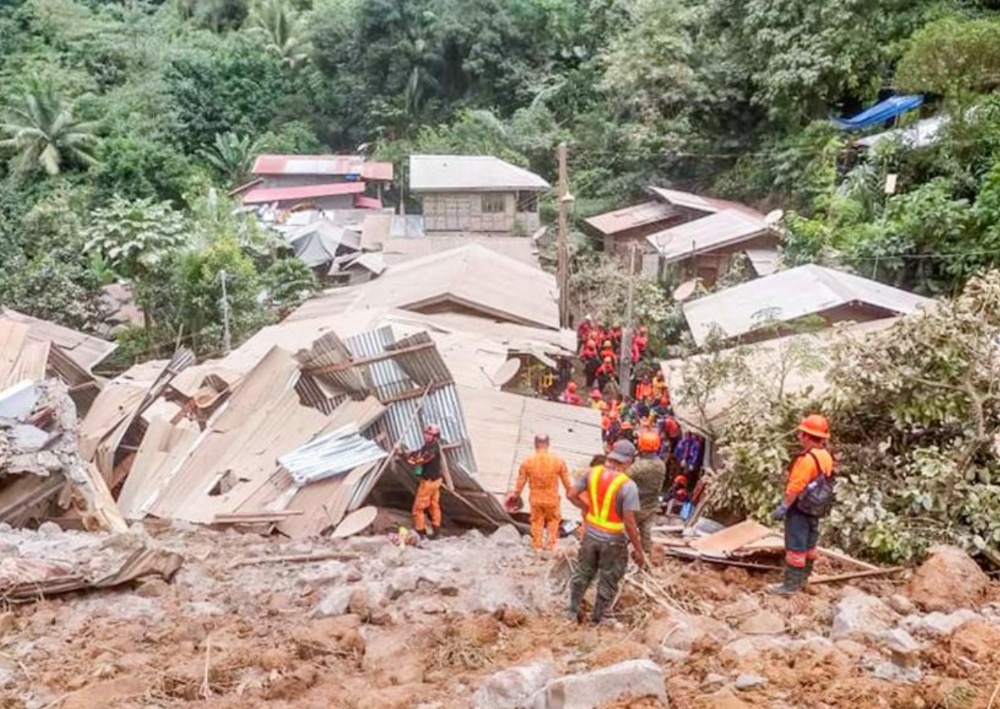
[831,95,924,131]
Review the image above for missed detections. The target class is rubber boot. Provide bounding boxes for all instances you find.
[591,595,611,625]
[803,559,814,585]
[567,586,584,622]
[770,565,806,595]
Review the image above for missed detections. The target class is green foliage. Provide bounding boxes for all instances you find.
[897,16,1000,95]
[250,0,310,67]
[83,195,189,279]
[199,132,263,186]
[262,256,317,307]
[0,85,100,175]
[94,134,196,204]
[684,271,1000,562]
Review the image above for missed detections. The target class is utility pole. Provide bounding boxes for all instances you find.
[618,243,637,395]
[557,142,572,328]
[220,269,232,356]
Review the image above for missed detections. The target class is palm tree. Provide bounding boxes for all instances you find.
[0,87,100,176]
[250,0,310,68]
[200,132,262,186]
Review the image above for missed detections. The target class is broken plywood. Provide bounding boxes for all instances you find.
[689,520,775,557]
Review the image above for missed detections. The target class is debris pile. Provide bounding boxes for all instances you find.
[0,379,125,532]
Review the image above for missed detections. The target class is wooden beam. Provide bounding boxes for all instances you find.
[810,567,905,585]
[303,340,437,375]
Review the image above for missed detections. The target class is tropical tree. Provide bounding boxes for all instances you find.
[199,132,263,186]
[250,0,310,68]
[0,87,100,176]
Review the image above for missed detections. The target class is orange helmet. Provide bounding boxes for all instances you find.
[567,382,577,393]
[603,340,612,348]
[638,430,661,453]
[603,356,612,363]
[798,414,830,440]
[639,326,648,334]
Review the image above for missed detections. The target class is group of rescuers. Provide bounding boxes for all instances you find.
[399,412,834,625]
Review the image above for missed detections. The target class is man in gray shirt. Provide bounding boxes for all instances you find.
[567,440,647,624]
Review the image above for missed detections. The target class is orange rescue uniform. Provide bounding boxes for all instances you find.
[514,450,573,550]
[783,448,834,506]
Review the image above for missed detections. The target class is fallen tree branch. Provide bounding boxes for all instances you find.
[809,567,905,585]
[229,551,362,568]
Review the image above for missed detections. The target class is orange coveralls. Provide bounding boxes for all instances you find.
[514,451,573,550]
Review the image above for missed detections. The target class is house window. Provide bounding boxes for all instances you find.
[481,193,505,214]
[517,191,538,213]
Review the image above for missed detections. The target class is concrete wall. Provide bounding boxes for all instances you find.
[420,191,541,236]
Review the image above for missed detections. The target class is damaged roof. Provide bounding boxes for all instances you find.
[242,182,366,205]
[252,154,394,182]
[584,201,680,237]
[648,187,764,218]
[409,155,550,193]
[646,211,773,263]
[682,265,934,346]
[1,309,116,373]
[289,244,560,330]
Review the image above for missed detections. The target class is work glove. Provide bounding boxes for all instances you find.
[771,503,789,521]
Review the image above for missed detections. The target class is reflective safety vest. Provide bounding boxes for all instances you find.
[585,465,630,533]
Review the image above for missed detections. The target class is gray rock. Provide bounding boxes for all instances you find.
[830,591,894,640]
[0,523,12,533]
[834,640,868,659]
[902,609,980,637]
[701,673,726,689]
[877,628,922,657]
[472,659,555,709]
[887,594,916,615]
[492,525,524,547]
[721,636,788,659]
[734,674,767,691]
[296,561,347,588]
[654,647,690,665]
[739,610,786,635]
[310,587,354,618]
[531,659,667,709]
[183,601,226,617]
[871,662,923,683]
[342,535,391,554]
[37,521,62,537]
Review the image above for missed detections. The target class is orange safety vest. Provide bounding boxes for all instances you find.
[585,465,630,533]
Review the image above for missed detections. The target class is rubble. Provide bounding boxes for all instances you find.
[472,656,556,709]
[902,609,981,637]
[530,659,667,709]
[830,590,895,640]
[907,545,990,612]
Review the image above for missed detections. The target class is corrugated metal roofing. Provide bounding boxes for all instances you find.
[646,210,771,262]
[648,187,764,218]
[252,154,394,181]
[382,235,538,268]
[662,318,900,425]
[243,182,366,205]
[285,244,558,329]
[584,201,679,236]
[856,115,945,150]
[683,264,935,345]
[1,309,117,372]
[410,155,550,192]
[279,424,388,486]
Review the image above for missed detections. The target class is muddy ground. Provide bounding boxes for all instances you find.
[1,521,999,709]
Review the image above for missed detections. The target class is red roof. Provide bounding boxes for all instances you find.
[252,154,394,182]
[353,195,383,209]
[242,182,366,205]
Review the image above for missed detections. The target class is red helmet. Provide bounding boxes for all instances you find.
[638,431,661,453]
[673,475,688,486]
[798,414,830,440]
[567,382,578,393]
[664,417,680,437]
[590,389,602,399]
[639,326,648,334]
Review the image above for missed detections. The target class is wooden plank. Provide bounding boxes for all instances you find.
[810,567,905,585]
[817,546,881,572]
[689,519,774,556]
[665,548,783,571]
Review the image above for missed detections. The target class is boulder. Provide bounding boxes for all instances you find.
[530,659,666,709]
[902,610,980,638]
[492,525,524,547]
[734,674,766,691]
[887,595,916,616]
[950,619,1000,663]
[310,587,354,618]
[643,611,732,653]
[907,545,989,612]
[472,658,555,709]
[830,591,894,640]
[738,610,786,636]
[876,628,922,659]
[701,673,726,689]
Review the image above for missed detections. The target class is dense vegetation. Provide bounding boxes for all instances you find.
[3,0,1000,357]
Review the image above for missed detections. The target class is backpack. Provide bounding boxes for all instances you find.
[795,451,835,518]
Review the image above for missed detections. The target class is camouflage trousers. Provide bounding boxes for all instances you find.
[569,534,628,621]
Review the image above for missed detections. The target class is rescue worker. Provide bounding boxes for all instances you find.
[609,323,623,351]
[629,427,667,555]
[560,381,582,406]
[596,356,616,390]
[632,325,649,362]
[634,375,653,403]
[651,371,667,400]
[568,440,646,624]
[589,389,604,409]
[581,340,600,387]
[509,433,573,551]
[599,340,617,365]
[404,424,455,538]
[651,394,672,421]
[771,414,834,595]
[577,315,595,349]
[618,420,636,445]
